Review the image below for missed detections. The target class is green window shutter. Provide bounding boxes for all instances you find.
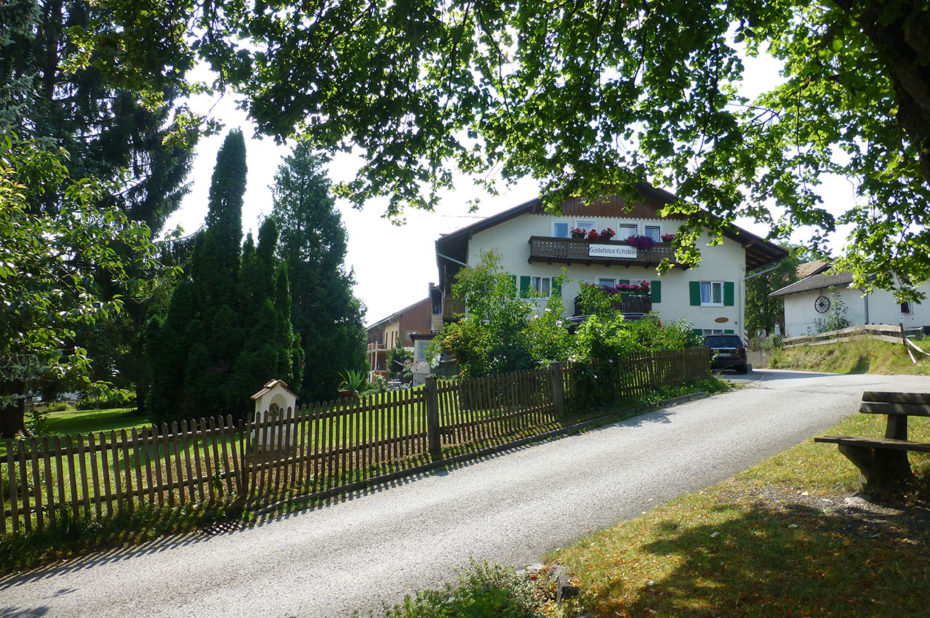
[650,280,661,303]
[689,281,701,306]
[724,329,735,334]
[552,278,562,298]
[723,281,735,306]
[692,328,704,336]
[617,279,629,285]
[519,276,531,298]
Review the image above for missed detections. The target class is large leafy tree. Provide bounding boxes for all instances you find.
[1,0,200,410]
[94,0,930,295]
[744,246,813,338]
[270,143,365,403]
[0,133,153,437]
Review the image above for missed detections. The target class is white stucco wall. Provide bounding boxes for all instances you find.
[465,212,748,334]
[783,282,930,337]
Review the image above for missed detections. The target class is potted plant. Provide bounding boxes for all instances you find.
[661,232,676,242]
[587,229,599,241]
[338,369,367,399]
[570,227,586,239]
[599,227,616,241]
[625,234,655,250]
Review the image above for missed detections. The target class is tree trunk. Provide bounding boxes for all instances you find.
[835,0,930,184]
[0,380,30,439]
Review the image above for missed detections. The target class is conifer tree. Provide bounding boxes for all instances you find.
[271,143,366,402]
[145,130,303,420]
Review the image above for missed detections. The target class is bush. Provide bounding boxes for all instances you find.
[382,561,544,617]
[76,384,136,410]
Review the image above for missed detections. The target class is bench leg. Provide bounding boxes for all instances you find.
[837,444,913,493]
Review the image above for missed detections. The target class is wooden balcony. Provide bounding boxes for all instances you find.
[573,294,652,317]
[441,297,466,321]
[528,236,681,268]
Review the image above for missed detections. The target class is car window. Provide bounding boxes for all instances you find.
[704,335,742,347]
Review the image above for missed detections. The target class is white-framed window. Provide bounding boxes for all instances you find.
[702,328,725,335]
[598,278,615,288]
[553,221,570,238]
[700,281,724,306]
[531,276,551,297]
[901,302,911,314]
[575,219,596,233]
[617,223,637,238]
[644,225,661,241]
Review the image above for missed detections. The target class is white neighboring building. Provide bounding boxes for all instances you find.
[770,262,930,336]
[433,184,787,336]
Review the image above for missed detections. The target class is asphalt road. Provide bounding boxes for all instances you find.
[4,369,930,617]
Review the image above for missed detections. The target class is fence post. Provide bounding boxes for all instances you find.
[549,361,565,417]
[425,375,442,461]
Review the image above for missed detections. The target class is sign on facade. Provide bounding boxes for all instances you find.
[588,244,638,259]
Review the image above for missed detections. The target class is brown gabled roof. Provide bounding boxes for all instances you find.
[796,260,831,279]
[769,267,854,297]
[250,379,294,400]
[365,296,432,331]
[435,182,787,289]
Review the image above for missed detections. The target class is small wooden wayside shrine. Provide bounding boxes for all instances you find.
[250,379,297,450]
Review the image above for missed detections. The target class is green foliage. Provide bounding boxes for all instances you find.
[145,132,302,421]
[338,369,367,394]
[386,343,414,383]
[438,252,539,378]
[1,0,199,416]
[271,143,366,402]
[381,561,544,618]
[43,2,930,297]
[437,254,701,380]
[745,246,813,337]
[0,132,154,436]
[75,384,136,410]
[82,0,924,300]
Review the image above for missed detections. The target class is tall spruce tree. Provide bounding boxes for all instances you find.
[145,130,302,420]
[271,143,366,403]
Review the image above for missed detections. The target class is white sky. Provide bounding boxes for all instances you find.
[164,52,858,326]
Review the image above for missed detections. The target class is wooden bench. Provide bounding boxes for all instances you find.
[814,391,930,492]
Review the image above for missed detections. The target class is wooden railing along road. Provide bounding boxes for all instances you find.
[1,348,710,535]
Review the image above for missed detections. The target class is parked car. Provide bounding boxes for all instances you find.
[703,334,748,374]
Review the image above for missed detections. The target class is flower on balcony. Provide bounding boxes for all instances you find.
[570,227,586,239]
[613,281,651,294]
[625,234,655,250]
[580,281,650,296]
[599,228,616,241]
[587,229,600,241]
[661,232,676,242]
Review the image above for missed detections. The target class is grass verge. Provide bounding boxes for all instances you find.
[770,337,930,375]
[547,411,930,616]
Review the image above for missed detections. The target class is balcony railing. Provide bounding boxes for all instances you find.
[528,236,680,268]
[441,297,466,321]
[573,293,652,317]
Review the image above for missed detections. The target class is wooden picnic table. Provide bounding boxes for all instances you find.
[815,391,930,492]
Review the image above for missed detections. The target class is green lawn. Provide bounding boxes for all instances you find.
[44,407,152,436]
[548,413,930,616]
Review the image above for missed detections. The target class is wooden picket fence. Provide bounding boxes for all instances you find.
[1,348,709,535]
